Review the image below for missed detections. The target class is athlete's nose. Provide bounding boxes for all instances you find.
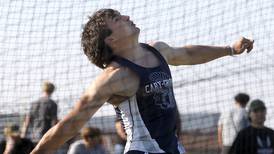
[122,15,130,21]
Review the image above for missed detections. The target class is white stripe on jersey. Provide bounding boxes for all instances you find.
[117,95,165,153]
[177,142,186,154]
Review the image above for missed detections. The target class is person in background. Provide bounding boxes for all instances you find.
[114,118,127,154]
[21,81,58,144]
[0,124,34,154]
[218,93,250,154]
[67,127,107,154]
[229,99,274,154]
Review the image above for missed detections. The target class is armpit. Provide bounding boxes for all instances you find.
[107,95,129,106]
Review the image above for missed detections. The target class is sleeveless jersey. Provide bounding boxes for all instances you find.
[113,43,185,154]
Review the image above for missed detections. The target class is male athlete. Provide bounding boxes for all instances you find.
[31,9,254,154]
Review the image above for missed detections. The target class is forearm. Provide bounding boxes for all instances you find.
[158,37,253,66]
[31,96,104,154]
[184,45,231,64]
[31,111,90,154]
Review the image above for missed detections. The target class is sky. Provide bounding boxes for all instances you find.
[0,0,274,127]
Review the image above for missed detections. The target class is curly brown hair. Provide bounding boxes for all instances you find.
[81,9,117,69]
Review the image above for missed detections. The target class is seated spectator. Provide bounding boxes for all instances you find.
[0,124,34,154]
[67,126,107,154]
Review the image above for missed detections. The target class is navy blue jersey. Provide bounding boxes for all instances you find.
[113,43,185,154]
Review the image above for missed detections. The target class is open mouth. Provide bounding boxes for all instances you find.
[130,21,135,26]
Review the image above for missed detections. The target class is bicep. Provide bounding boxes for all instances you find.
[75,69,127,114]
[57,76,114,133]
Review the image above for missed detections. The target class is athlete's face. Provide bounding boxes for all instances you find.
[104,11,140,45]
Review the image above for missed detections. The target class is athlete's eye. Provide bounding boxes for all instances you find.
[114,17,119,22]
[114,16,122,22]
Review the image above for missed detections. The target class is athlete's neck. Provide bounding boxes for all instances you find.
[113,42,147,62]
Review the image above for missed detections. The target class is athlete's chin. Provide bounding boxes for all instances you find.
[134,27,140,35]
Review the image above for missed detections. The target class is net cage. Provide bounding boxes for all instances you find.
[0,0,274,153]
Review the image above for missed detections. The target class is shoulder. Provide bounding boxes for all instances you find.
[104,63,135,80]
[29,100,41,112]
[84,63,139,101]
[150,41,171,51]
[31,99,41,106]
[149,41,172,61]
[233,127,249,143]
[49,99,57,107]
[104,63,139,96]
[264,127,274,133]
[94,64,136,89]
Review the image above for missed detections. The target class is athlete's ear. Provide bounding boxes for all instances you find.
[104,36,114,47]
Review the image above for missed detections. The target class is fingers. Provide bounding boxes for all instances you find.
[242,37,254,45]
[247,42,253,53]
[232,37,254,55]
[241,37,254,53]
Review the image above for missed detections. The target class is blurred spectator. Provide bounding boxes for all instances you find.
[218,93,250,154]
[114,119,127,154]
[0,124,34,154]
[67,127,107,154]
[21,81,58,144]
[229,99,274,154]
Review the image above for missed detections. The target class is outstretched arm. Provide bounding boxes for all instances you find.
[30,67,133,154]
[153,37,254,65]
[30,85,109,154]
